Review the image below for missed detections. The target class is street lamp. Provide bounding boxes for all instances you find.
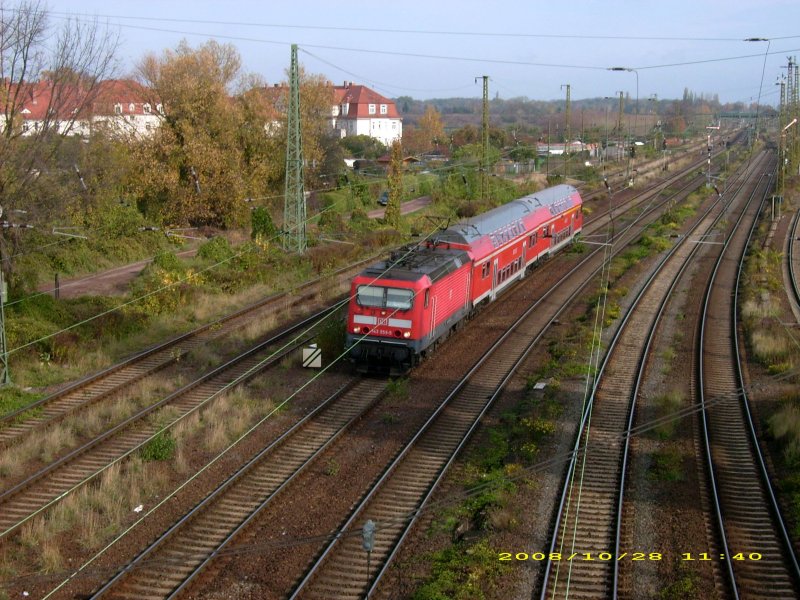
[608,67,639,139]
[778,118,797,216]
[601,96,616,171]
[744,37,770,147]
[609,67,639,183]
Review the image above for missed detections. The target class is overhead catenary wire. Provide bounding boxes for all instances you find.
[35,171,704,595]
[37,222,446,600]
[43,12,800,75]
[18,362,796,596]
[43,10,796,43]
[4,139,522,311]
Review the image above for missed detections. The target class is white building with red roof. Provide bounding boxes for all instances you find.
[332,82,402,146]
[9,78,162,138]
[88,79,164,137]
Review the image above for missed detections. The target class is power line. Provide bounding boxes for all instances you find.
[44,10,792,43]
[300,49,476,95]
[52,12,795,73]
[20,364,796,595]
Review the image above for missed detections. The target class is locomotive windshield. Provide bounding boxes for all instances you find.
[356,285,413,310]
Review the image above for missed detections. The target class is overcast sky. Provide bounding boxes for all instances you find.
[43,0,800,106]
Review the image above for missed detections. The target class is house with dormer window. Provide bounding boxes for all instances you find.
[332,82,402,146]
[6,79,163,138]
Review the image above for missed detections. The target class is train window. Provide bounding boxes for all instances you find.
[424,289,429,308]
[543,225,549,237]
[357,285,384,307]
[481,262,490,278]
[356,285,413,310]
[386,288,414,310]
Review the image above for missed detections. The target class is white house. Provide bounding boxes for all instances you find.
[10,79,163,138]
[331,82,402,146]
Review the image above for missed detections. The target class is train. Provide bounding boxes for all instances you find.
[345,184,584,374]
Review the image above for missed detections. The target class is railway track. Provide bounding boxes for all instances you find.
[0,258,372,448]
[90,378,385,600]
[36,143,720,597]
[287,172,719,599]
[0,142,715,450]
[0,304,338,538]
[79,190,675,597]
[539,150,769,600]
[786,208,800,319]
[699,156,800,599]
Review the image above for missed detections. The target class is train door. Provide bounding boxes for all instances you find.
[429,295,437,339]
[491,257,499,300]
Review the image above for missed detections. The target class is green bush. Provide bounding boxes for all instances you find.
[251,206,277,241]
[152,251,184,273]
[197,236,235,263]
[140,431,176,461]
[413,540,509,600]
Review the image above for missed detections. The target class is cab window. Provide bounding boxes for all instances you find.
[356,285,413,310]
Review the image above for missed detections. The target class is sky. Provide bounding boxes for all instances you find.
[41,0,800,106]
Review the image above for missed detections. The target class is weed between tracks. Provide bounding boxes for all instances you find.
[0,376,170,486]
[738,205,800,534]
[403,180,714,597]
[737,186,800,540]
[0,375,278,586]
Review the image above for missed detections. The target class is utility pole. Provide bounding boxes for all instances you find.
[792,57,799,170]
[705,123,720,188]
[778,75,786,195]
[561,84,571,180]
[0,207,33,386]
[546,118,551,179]
[283,44,306,253]
[0,257,8,386]
[476,75,490,201]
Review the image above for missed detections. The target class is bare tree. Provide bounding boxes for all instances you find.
[0,1,118,197]
[0,1,119,284]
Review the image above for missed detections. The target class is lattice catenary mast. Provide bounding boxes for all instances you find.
[283,44,306,253]
[478,75,489,202]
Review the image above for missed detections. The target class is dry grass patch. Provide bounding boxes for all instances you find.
[770,402,800,463]
[0,373,178,484]
[197,385,274,453]
[750,329,794,367]
[186,344,223,370]
[37,425,76,463]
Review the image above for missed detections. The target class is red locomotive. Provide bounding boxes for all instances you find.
[345,184,583,374]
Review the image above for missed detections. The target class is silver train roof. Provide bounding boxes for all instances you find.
[434,184,579,246]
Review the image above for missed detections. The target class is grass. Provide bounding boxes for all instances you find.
[740,224,797,373]
[140,431,177,461]
[652,391,684,439]
[659,567,700,600]
[0,374,174,486]
[412,539,510,600]
[769,400,800,465]
[4,218,399,393]
[386,377,409,400]
[0,387,43,422]
[323,458,340,476]
[2,455,171,581]
[649,447,685,482]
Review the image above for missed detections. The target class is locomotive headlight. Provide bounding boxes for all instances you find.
[403,331,411,338]
[353,326,360,333]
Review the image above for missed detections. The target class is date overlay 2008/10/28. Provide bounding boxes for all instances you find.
[498,551,763,562]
